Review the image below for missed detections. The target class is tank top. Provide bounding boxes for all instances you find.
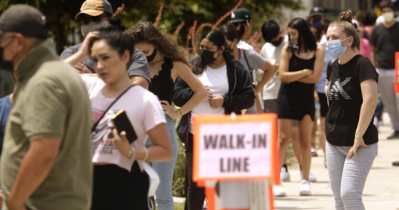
[281,52,316,100]
[148,57,174,104]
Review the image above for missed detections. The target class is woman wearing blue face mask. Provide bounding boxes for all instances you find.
[174,30,255,210]
[325,10,378,210]
[274,17,325,197]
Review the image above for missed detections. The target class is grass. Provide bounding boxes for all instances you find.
[175,203,185,210]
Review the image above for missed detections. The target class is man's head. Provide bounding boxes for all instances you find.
[0,4,48,72]
[379,0,398,23]
[261,19,284,47]
[309,6,325,28]
[231,8,252,39]
[75,0,113,37]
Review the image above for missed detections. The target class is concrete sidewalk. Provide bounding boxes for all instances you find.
[274,113,399,210]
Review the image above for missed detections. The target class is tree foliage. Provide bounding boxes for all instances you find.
[0,0,303,53]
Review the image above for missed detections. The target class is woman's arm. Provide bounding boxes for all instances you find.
[172,61,208,115]
[347,78,377,159]
[298,46,325,84]
[325,80,330,106]
[254,61,275,94]
[112,124,173,162]
[279,46,312,83]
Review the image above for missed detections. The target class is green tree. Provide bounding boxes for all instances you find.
[0,0,302,53]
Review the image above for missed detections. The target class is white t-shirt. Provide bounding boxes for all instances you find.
[260,35,288,100]
[237,40,254,50]
[190,65,229,132]
[82,75,166,172]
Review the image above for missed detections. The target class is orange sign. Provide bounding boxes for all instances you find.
[192,114,278,182]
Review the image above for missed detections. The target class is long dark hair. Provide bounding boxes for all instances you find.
[192,30,235,75]
[218,23,240,42]
[287,18,317,52]
[316,20,331,42]
[125,22,189,66]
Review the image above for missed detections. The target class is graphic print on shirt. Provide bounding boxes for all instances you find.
[327,77,352,100]
[91,109,119,155]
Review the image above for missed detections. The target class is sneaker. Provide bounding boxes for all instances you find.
[387,131,399,140]
[311,148,318,157]
[300,172,317,182]
[299,180,311,196]
[202,200,207,209]
[309,172,317,182]
[273,185,286,197]
[280,167,290,182]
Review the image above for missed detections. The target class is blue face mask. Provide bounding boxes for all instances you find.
[326,37,350,58]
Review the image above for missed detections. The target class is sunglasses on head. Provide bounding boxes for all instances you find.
[80,14,107,25]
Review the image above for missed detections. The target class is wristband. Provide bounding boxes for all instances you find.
[127,148,135,161]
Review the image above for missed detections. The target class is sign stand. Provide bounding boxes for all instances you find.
[395,52,399,93]
[192,113,279,210]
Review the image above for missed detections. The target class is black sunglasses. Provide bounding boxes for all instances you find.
[80,15,108,25]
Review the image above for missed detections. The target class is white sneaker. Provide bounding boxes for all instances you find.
[273,185,286,197]
[202,200,207,209]
[309,172,317,182]
[280,167,290,182]
[300,172,317,182]
[299,180,311,196]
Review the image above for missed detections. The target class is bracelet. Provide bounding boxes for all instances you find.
[127,147,135,161]
[143,147,149,162]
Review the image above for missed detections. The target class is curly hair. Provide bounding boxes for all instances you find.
[125,22,188,66]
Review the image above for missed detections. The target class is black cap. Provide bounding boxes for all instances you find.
[0,4,48,39]
[310,6,325,16]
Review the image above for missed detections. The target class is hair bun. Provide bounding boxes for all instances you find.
[108,16,126,31]
[339,10,353,23]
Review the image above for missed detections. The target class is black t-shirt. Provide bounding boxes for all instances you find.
[326,55,379,146]
[369,22,399,69]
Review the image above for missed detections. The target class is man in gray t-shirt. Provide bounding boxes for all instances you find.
[60,0,151,88]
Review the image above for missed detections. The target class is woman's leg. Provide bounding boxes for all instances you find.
[291,124,302,165]
[297,115,313,180]
[91,165,113,210]
[341,143,378,210]
[185,133,205,210]
[278,119,294,172]
[150,116,179,210]
[326,142,346,210]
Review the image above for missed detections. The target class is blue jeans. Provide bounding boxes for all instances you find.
[146,115,178,210]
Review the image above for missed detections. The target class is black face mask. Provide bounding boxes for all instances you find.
[271,37,283,47]
[146,48,157,62]
[0,38,16,72]
[199,49,217,65]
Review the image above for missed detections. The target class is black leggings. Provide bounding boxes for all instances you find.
[184,133,205,210]
[91,162,151,210]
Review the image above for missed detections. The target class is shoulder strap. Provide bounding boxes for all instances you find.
[243,50,252,70]
[91,85,135,132]
[327,59,336,81]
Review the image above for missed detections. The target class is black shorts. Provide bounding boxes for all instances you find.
[91,162,151,210]
[318,92,328,117]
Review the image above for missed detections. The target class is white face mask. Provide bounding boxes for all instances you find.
[383,12,394,23]
[81,21,109,37]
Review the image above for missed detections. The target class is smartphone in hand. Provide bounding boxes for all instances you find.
[112,109,137,144]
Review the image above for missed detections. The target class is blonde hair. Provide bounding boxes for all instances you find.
[329,10,360,50]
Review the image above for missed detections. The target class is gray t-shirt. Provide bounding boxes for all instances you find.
[60,43,151,82]
[238,49,266,72]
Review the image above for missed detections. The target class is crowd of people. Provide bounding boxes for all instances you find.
[0,0,398,209]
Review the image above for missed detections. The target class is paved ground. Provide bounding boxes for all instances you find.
[174,114,399,209]
[274,113,399,210]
